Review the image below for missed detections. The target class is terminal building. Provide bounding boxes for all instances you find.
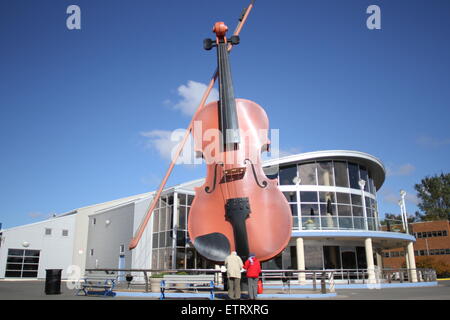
[0,150,419,283]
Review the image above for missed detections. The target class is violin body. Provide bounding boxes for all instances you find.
[188,98,292,262]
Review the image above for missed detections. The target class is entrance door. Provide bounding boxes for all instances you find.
[118,255,125,281]
[341,247,357,270]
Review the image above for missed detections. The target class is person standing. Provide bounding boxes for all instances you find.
[224,251,243,300]
[243,253,261,300]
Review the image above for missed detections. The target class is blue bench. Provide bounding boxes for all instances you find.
[160,274,215,300]
[77,272,117,297]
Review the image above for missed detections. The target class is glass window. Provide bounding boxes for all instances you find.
[7,256,23,263]
[290,204,298,216]
[186,248,196,269]
[6,263,22,271]
[351,194,362,206]
[279,165,297,185]
[356,247,367,269]
[24,257,39,264]
[176,248,186,269]
[25,250,40,257]
[348,163,360,189]
[444,230,448,237]
[187,195,194,206]
[298,162,317,185]
[176,230,186,247]
[336,192,351,204]
[301,204,319,216]
[437,231,442,237]
[320,203,336,215]
[152,233,159,248]
[300,191,318,203]
[304,246,323,270]
[352,206,364,217]
[45,228,52,236]
[8,249,24,256]
[319,192,335,203]
[317,161,334,186]
[323,246,341,269]
[160,207,167,231]
[178,207,186,230]
[283,191,297,202]
[337,205,352,216]
[62,230,69,237]
[159,232,166,248]
[370,178,376,194]
[359,166,369,192]
[432,231,438,237]
[178,194,186,206]
[334,161,349,187]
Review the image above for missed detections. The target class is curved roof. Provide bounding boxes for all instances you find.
[263,150,386,190]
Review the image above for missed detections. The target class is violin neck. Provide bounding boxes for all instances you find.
[217,41,240,146]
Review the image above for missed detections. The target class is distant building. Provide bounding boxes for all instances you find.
[383,220,450,268]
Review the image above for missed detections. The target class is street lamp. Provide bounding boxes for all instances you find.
[293,176,302,230]
[400,190,409,234]
[359,179,368,230]
[398,200,406,232]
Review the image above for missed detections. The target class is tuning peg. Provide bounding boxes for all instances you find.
[203,38,215,50]
[230,35,240,45]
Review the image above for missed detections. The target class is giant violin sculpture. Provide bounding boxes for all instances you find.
[188,22,292,262]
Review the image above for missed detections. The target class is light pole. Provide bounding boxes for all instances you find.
[293,176,301,230]
[400,190,409,234]
[359,179,368,230]
[398,200,406,232]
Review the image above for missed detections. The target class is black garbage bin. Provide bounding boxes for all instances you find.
[45,269,62,295]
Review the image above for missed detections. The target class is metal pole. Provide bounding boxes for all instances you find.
[359,179,368,230]
[400,190,409,234]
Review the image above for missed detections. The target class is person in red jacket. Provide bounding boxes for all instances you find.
[243,253,261,300]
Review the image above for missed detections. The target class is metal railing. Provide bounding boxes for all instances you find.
[300,217,380,231]
[84,267,436,293]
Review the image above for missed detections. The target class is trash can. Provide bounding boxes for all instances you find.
[45,269,62,295]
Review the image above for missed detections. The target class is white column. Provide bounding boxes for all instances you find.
[407,242,418,282]
[376,250,383,269]
[364,238,376,284]
[296,237,306,285]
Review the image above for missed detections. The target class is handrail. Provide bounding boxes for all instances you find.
[85,267,436,292]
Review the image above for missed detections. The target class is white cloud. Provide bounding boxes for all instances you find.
[416,135,450,148]
[172,80,219,116]
[386,163,415,177]
[140,129,198,164]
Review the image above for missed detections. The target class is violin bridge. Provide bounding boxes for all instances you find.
[219,167,246,183]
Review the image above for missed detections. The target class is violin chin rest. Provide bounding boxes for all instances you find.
[194,232,230,262]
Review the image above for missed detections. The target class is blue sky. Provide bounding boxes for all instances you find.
[0,0,449,228]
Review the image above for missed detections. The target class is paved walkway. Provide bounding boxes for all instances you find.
[0,280,449,300]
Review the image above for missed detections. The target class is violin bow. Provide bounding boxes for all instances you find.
[129,0,256,250]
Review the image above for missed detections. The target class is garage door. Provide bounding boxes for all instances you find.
[5,249,40,278]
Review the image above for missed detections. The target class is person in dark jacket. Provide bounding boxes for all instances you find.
[243,253,261,300]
